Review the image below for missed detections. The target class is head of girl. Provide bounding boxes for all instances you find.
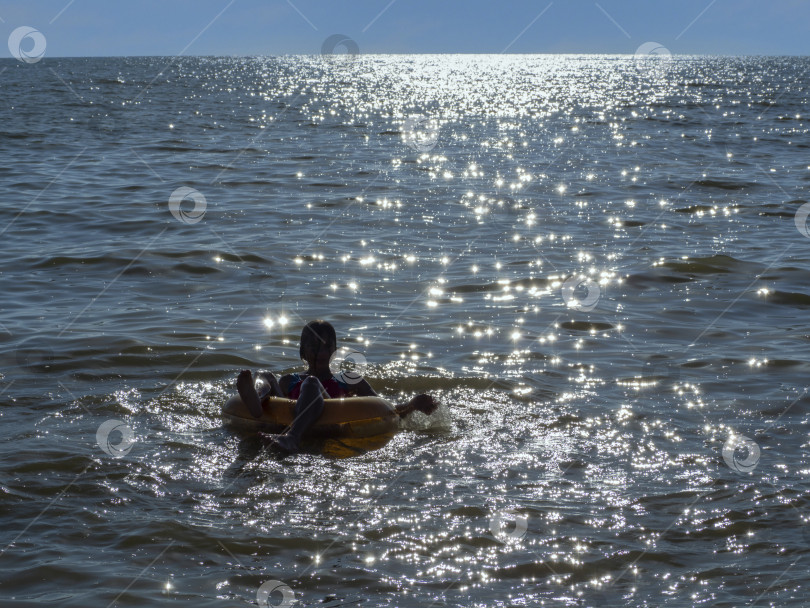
[299,320,337,371]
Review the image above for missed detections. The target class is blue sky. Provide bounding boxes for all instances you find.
[2,0,808,57]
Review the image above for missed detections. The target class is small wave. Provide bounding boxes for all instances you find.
[94,77,126,85]
[31,255,123,268]
[560,320,614,332]
[624,272,691,289]
[174,263,223,275]
[760,210,795,218]
[0,131,31,140]
[154,250,268,264]
[694,179,760,190]
[662,254,750,275]
[767,290,810,307]
[674,204,739,214]
[452,279,550,294]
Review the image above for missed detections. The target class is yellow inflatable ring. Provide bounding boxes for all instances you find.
[222,395,400,439]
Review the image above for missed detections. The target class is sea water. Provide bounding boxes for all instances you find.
[1,55,809,606]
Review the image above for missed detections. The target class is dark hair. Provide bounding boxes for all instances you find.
[299,320,337,363]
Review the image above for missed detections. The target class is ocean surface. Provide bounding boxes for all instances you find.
[1,54,810,607]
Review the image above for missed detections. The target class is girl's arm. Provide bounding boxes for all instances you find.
[351,378,378,397]
[347,377,437,417]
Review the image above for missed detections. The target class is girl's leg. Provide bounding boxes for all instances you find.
[237,370,281,416]
[287,376,325,443]
[236,370,262,418]
[263,376,325,453]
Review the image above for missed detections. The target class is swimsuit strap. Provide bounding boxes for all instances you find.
[286,372,303,393]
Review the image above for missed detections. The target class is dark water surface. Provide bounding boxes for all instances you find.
[2,55,810,606]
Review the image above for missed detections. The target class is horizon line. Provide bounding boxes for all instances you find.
[3,52,809,60]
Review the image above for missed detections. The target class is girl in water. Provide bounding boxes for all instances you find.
[236,320,437,453]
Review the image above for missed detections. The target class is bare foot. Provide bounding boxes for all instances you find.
[258,432,300,454]
[237,369,262,415]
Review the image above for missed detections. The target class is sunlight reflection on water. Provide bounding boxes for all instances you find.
[0,54,809,606]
